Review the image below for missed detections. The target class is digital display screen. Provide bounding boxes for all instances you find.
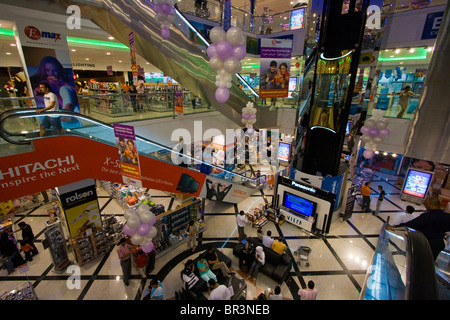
[402,169,433,198]
[289,77,297,91]
[278,142,291,162]
[289,9,305,30]
[283,192,316,217]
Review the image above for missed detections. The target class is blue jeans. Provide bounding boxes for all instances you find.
[249,260,263,279]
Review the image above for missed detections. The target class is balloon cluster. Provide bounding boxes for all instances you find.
[153,0,176,39]
[241,102,257,133]
[207,26,246,103]
[360,110,390,159]
[122,203,158,253]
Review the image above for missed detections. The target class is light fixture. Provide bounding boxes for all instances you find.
[85,58,90,60]
[106,52,111,55]
[395,49,400,54]
[409,48,415,53]
[375,151,379,154]
[5,52,11,55]
[10,43,16,46]
[392,154,397,157]
[108,36,114,40]
[71,49,76,52]
[119,60,122,63]
[427,46,433,52]
[383,152,388,156]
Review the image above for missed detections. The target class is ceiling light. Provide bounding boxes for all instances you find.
[409,48,415,53]
[10,43,16,46]
[119,60,122,63]
[395,49,400,54]
[383,152,388,156]
[375,151,379,154]
[71,49,76,52]
[85,58,90,60]
[106,52,111,55]
[427,47,433,52]
[392,154,397,157]
[5,52,11,55]
[108,36,114,40]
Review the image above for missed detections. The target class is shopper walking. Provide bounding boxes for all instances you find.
[374,185,385,216]
[394,85,414,118]
[360,182,372,213]
[36,83,64,137]
[186,220,198,252]
[17,221,38,256]
[298,280,318,300]
[236,210,248,241]
[117,238,133,286]
[248,246,265,283]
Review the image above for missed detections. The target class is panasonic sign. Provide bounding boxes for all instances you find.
[291,180,316,193]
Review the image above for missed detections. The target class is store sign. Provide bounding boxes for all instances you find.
[421,11,443,40]
[291,180,316,194]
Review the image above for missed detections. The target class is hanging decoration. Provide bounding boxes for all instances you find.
[153,0,176,39]
[207,26,246,103]
[122,203,157,253]
[241,101,257,133]
[360,109,390,159]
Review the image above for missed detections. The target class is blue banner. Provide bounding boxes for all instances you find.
[421,11,444,40]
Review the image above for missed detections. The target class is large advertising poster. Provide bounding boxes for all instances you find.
[199,176,255,203]
[402,168,433,199]
[175,89,183,115]
[15,21,80,129]
[289,8,305,30]
[129,32,138,83]
[113,123,142,187]
[0,135,208,202]
[58,179,101,238]
[259,38,293,98]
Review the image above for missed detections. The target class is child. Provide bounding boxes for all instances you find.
[134,250,148,278]
[20,240,34,262]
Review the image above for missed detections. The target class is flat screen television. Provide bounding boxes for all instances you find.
[282,192,317,218]
[402,168,433,199]
[289,8,305,30]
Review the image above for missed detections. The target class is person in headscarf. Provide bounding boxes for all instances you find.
[247,246,265,283]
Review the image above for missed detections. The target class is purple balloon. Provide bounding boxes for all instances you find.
[215,87,230,103]
[136,223,151,237]
[215,41,233,60]
[379,128,390,137]
[363,149,374,159]
[250,114,256,120]
[169,6,176,15]
[368,127,380,137]
[360,126,369,135]
[123,224,136,236]
[207,44,217,58]
[161,3,172,14]
[161,27,170,39]
[153,4,161,14]
[149,214,157,226]
[242,113,250,120]
[141,240,154,254]
[232,44,247,61]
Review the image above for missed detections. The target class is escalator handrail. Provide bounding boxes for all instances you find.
[0,108,260,183]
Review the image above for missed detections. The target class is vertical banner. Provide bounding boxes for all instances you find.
[259,38,292,98]
[113,123,143,187]
[14,20,80,128]
[107,65,113,76]
[57,179,101,239]
[223,0,231,31]
[175,89,183,115]
[129,32,138,83]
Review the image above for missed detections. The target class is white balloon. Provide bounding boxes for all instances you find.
[364,118,376,128]
[209,26,226,44]
[167,14,175,24]
[137,203,150,214]
[209,56,224,72]
[373,136,384,144]
[139,211,156,224]
[376,120,388,130]
[126,214,141,229]
[131,233,144,245]
[166,0,176,6]
[226,27,244,45]
[146,226,158,239]
[157,13,168,22]
[223,56,241,74]
[124,209,135,221]
[226,82,232,88]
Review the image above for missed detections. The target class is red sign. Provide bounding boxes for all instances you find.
[0,136,207,202]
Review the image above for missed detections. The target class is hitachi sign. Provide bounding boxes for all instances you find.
[291,181,316,193]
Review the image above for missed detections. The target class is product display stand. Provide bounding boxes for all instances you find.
[72,229,109,266]
[44,219,72,274]
[155,199,206,258]
[246,203,268,228]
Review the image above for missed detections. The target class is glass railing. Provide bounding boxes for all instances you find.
[360,223,439,300]
[0,108,262,187]
[363,92,419,120]
[175,0,308,34]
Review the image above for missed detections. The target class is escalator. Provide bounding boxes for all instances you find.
[52,0,272,128]
[360,222,441,300]
[0,109,262,203]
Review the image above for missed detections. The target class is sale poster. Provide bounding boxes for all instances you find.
[113,123,142,187]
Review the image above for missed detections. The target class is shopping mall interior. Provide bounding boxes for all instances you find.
[0,0,449,303]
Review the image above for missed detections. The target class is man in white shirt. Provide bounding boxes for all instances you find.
[36,83,63,137]
[262,230,274,248]
[208,279,231,300]
[392,205,422,226]
[236,210,248,241]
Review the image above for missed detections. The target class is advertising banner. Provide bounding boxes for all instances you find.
[223,0,231,31]
[15,20,80,128]
[259,38,293,98]
[0,135,207,202]
[129,32,138,83]
[57,179,101,238]
[175,89,183,115]
[421,11,444,40]
[199,176,255,204]
[113,123,142,187]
